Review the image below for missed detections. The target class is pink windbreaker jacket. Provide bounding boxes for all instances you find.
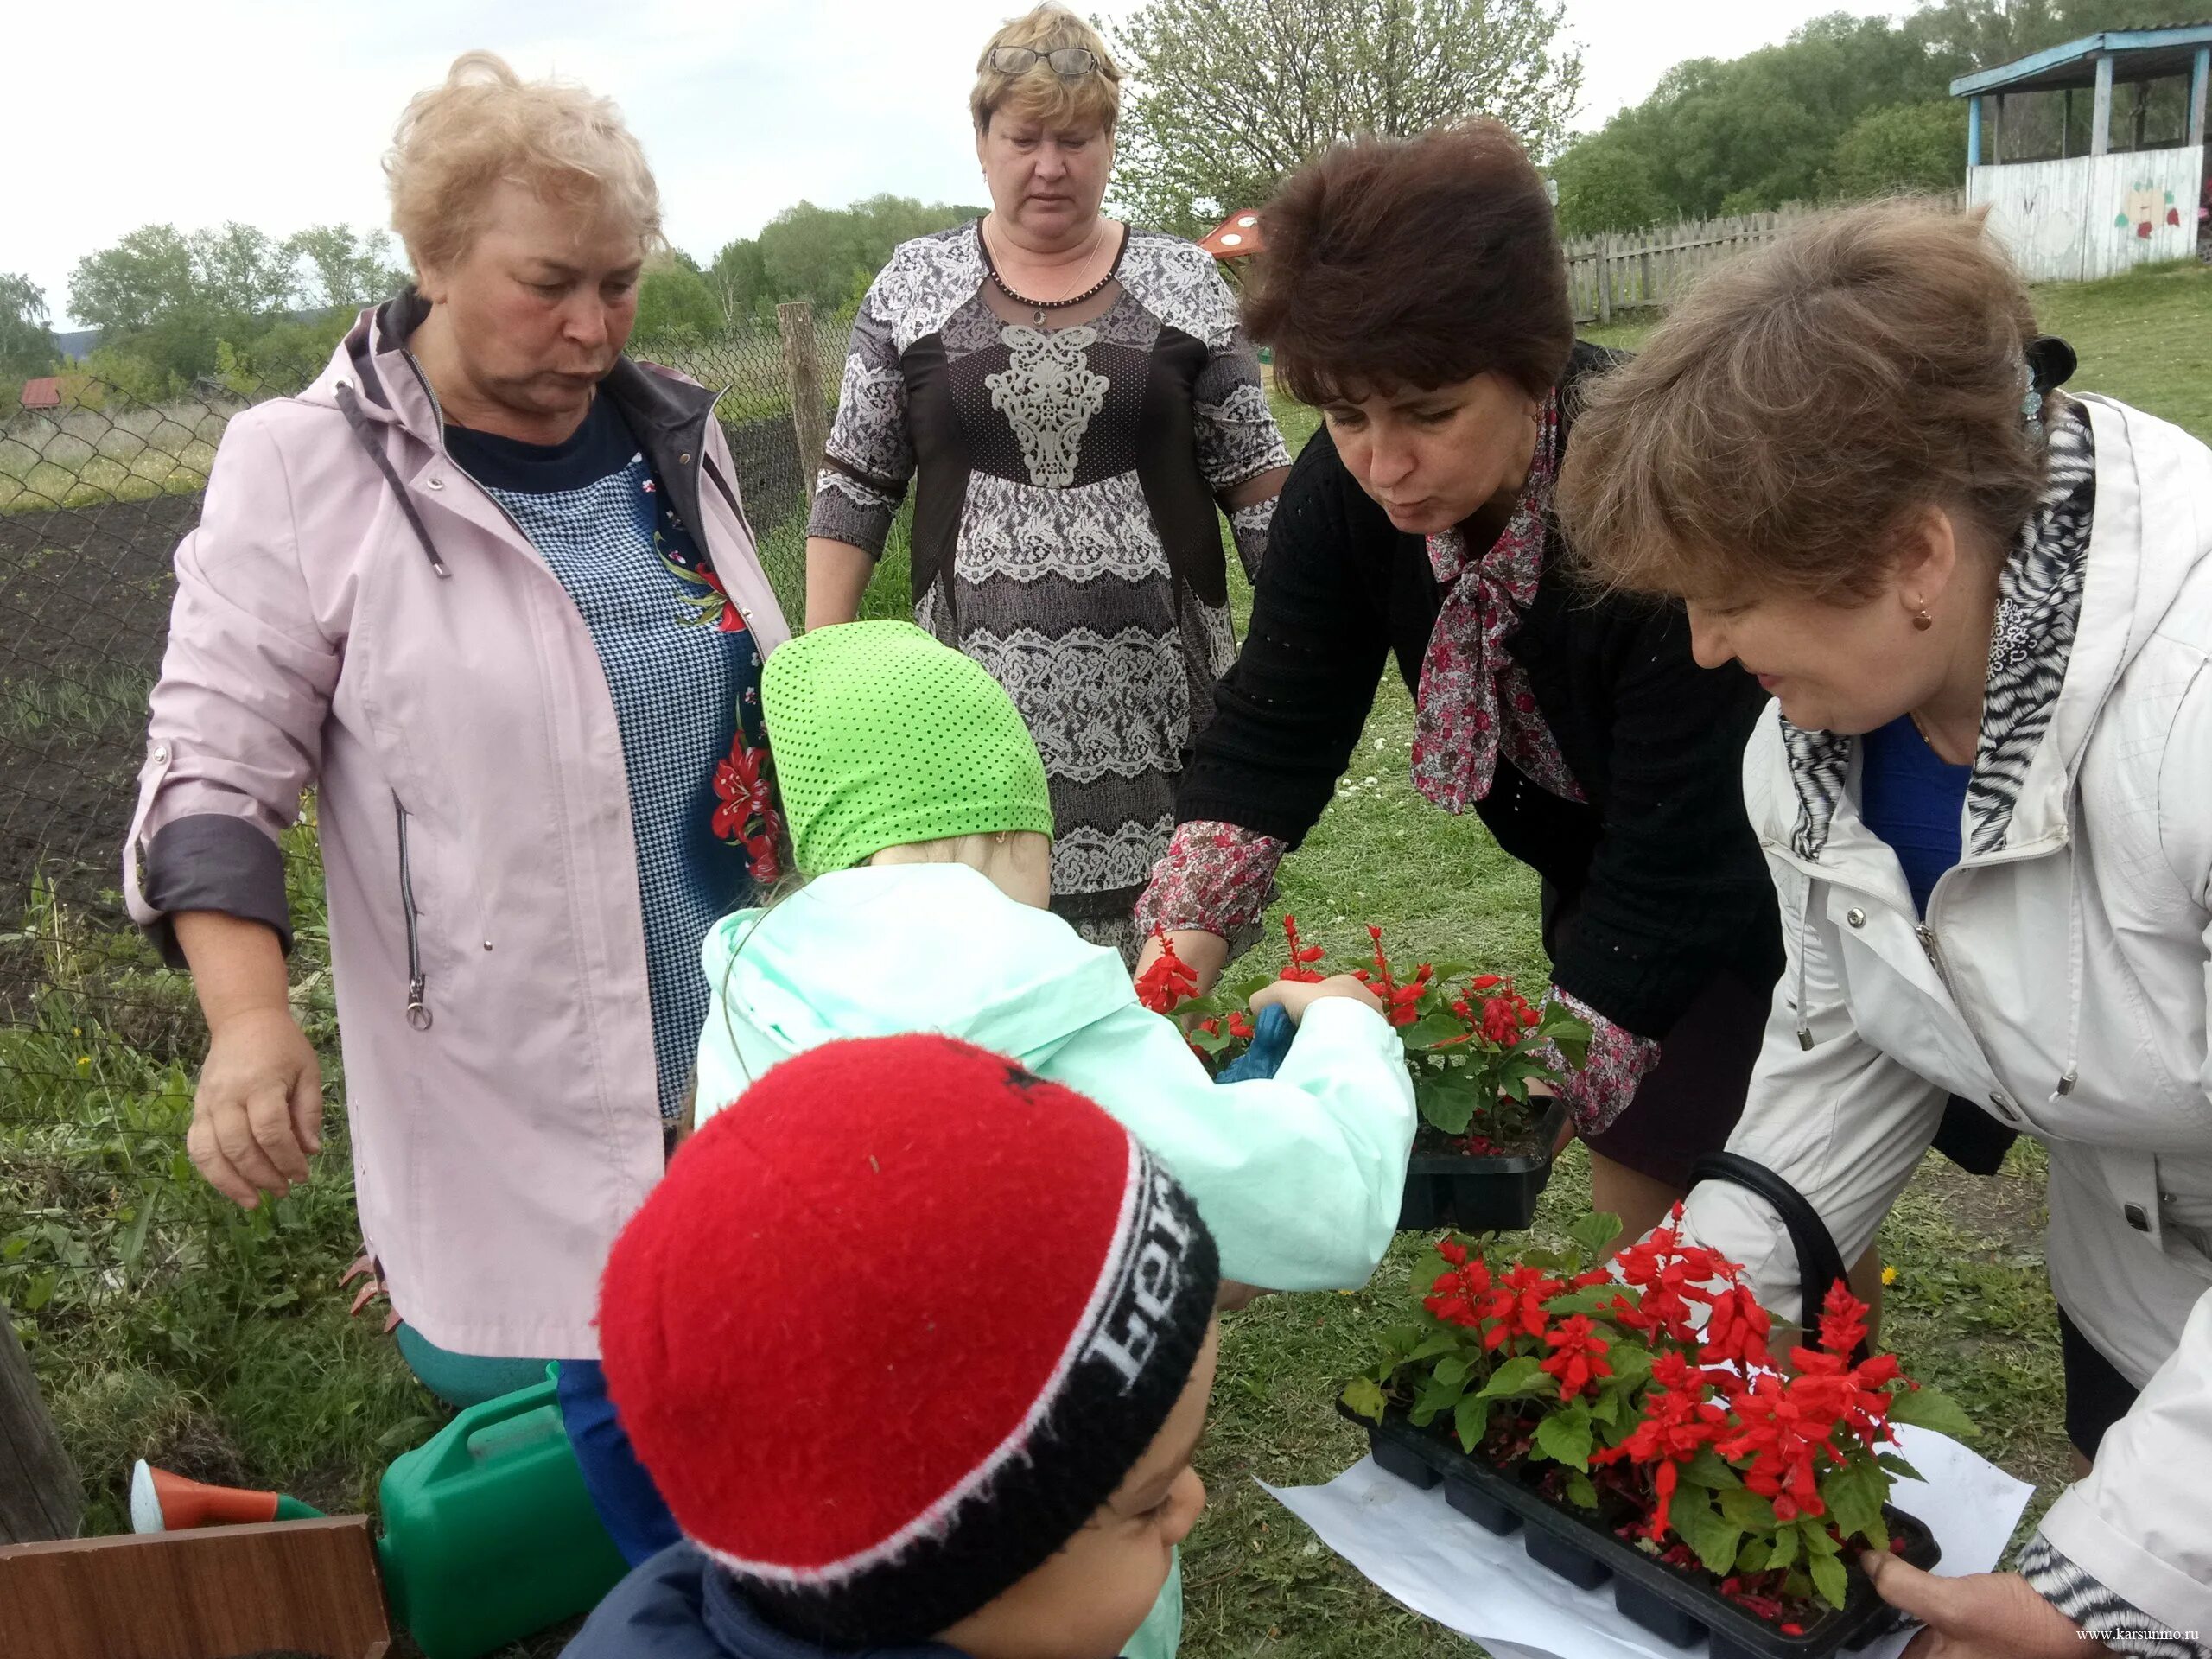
[124,296,792,1357]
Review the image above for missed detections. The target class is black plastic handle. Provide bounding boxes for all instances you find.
[1687,1151,1866,1362]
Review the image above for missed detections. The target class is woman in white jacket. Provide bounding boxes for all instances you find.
[1558,202,2212,1659]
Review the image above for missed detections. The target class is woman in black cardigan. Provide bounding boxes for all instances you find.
[1134,123,1782,1240]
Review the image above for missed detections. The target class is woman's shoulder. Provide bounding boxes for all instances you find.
[1116,226,1239,339]
[867,223,987,330]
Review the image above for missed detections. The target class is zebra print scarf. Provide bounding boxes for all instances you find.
[1783,398,2096,862]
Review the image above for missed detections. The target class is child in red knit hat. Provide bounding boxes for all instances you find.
[564,1033,1223,1659]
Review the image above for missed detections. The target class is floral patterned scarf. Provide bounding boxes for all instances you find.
[1408,395,1585,813]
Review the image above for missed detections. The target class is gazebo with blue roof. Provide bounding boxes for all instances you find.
[1953,22,2210,279]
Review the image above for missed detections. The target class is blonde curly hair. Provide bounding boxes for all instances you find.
[385,51,667,276]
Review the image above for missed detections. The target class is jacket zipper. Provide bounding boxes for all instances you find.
[395,798,431,1031]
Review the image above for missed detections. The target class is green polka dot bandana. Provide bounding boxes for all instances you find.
[762,620,1054,876]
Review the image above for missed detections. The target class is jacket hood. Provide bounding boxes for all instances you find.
[698,865,1138,1097]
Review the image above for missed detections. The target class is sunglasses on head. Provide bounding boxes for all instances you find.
[989,45,1098,77]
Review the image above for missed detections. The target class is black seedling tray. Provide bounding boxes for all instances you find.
[1350,1402,1940,1659]
[1397,1096,1567,1233]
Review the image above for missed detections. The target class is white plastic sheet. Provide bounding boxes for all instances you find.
[1262,1426,2033,1659]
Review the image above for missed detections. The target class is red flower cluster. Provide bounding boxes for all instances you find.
[1279,913,1326,983]
[1541,1314,1613,1400]
[1354,925,1437,1028]
[711,739,782,883]
[1135,929,1199,1014]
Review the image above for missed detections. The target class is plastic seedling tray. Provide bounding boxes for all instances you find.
[1397,1096,1567,1233]
[1348,1402,1941,1659]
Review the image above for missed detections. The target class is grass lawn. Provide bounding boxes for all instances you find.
[5,258,2206,1657]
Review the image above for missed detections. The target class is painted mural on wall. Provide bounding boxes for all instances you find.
[1970,147,2203,281]
[2115,182,2183,239]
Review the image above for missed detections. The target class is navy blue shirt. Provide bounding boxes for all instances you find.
[1858,715,1973,918]
[447,397,769,1122]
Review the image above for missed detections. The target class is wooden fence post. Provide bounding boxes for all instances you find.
[1597,234,1613,326]
[1,1306,81,1545]
[776,301,829,493]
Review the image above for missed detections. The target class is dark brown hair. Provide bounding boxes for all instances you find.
[1245,121,1573,408]
[1556,201,2046,603]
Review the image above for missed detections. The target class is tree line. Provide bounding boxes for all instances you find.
[9,0,2200,401]
[1550,1,2198,235]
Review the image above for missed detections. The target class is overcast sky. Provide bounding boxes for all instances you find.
[8,0,1902,329]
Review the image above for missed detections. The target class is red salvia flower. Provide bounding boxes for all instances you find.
[1540,1314,1613,1400]
[1135,929,1201,1014]
[1279,914,1326,982]
[1698,1285,1773,1372]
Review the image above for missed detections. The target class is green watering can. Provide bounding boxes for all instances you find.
[376,1363,630,1659]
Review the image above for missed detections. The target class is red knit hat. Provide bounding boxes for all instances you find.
[598,1033,1219,1645]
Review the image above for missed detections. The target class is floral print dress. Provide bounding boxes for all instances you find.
[809,221,1288,952]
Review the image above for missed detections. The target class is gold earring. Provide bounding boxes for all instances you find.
[1913,605,1934,632]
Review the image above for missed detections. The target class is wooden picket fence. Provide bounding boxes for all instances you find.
[1564,192,1967,323]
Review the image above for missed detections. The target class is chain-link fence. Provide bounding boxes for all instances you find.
[0,303,851,1401]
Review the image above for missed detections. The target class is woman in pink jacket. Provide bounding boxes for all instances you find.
[123,54,789,1557]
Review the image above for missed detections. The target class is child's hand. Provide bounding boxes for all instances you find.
[1250,973,1384,1024]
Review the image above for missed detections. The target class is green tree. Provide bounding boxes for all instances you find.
[284,225,407,310]
[1821,99,1970,198]
[1107,0,1585,237]
[1547,12,1970,232]
[632,261,726,340]
[1,273,58,384]
[68,224,200,336]
[705,237,770,326]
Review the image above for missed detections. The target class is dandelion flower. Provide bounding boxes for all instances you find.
[1881,1265,1899,1287]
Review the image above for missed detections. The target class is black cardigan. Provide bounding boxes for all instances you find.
[1178,343,1783,1041]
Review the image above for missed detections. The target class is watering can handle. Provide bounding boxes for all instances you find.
[418,1363,566,1484]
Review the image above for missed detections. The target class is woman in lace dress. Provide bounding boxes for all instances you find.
[1134,124,1785,1247]
[804,3,1288,957]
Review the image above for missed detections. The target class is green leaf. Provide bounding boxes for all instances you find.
[1533,1405,1595,1471]
[1887,1383,1979,1440]
[1414,1075,1479,1136]
[1567,1211,1625,1260]
[1666,1491,1743,1576]
[1809,1550,1849,1610]
[1341,1377,1388,1423]
[1737,1538,1772,1573]
[1433,1355,1470,1389]
[1565,1471,1599,1510]
[1678,1446,1744,1490]
[1717,1487,1778,1530]
[1410,1370,1467,1427]
[1589,1387,1624,1431]
[1875,1450,1927,1484]
[1603,1341,1653,1390]
[1822,1459,1886,1546]
[1454,1392,1492,1453]
[1516,1247,1572,1273]
[1401,1010,1471,1050]
[1408,1332,1462,1363]
[1541,1285,1620,1318]
[1798,1518,1843,1556]
[1768,1522,1798,1570]
[1476,1356,1553,1401]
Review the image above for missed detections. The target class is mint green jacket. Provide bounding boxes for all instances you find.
[694,864,1415,1292]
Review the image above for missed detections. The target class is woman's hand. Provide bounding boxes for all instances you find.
[1134,928,1230,998]
[173,910,322,1210]
[1860,1554,2106,1658]
[1251,973,1384,1023]
[189,1005,323,1209]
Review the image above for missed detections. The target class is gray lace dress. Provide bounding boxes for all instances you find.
[808,220,1288,953]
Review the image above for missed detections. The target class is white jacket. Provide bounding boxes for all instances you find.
[1681,394,2212,1638]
